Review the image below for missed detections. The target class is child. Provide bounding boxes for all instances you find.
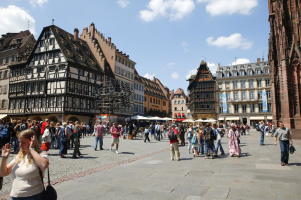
[144,126,150,142]
[192,129,200,157]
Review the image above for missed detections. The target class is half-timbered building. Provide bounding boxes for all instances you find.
[187,60,216,120]
[8,25,113,123]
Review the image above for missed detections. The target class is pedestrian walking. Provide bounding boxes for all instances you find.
[155,123,161,141]
[41,124,51,152]
[144,126,150,142]
[49,122,56,149]
[198,127,204,155]
[110,122,121,154]
[160,123,164,139]
[265,122,270,136]
[215,126,225,156]
[150,122,155,140]
[55,123,61,149]
[271,122,275,137]
[73,124,82,158]
[245,124,250,135]
[191,129,199,157]
[128,118,133,135]
[0,129,49,199]
[259,121,265,145]
[228,123,241,157]
[179,125,185,146]
[186,124,193,154]
[94,121,105,150]
[274,121,293,166]
[40,119,49,144]
[59,123,68,158]
[203,123,215,159]
[168,124,180,161]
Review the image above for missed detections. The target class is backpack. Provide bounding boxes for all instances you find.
[265,126,269,131]
[217,129,224,137]
[191,135,198,145]
[187,130,193,139]
[204,127,213,142]
[168,129,177,141]
[151,125,155,131]
[21,123,27,131]
[1,127,9,138]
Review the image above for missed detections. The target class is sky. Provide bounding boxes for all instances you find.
[0,0,270,94]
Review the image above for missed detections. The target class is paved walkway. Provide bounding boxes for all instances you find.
[52,130,301,200]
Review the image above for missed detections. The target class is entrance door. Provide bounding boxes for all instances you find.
[243,118,247,125]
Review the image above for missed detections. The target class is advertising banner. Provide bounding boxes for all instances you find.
[262,91,268,112]
[222,94,227,113]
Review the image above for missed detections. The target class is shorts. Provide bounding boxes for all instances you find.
[41,142,50,151]
[112,137,119,144]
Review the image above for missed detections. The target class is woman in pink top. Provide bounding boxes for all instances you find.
[110,122,121,154]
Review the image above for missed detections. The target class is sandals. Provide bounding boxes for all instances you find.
[281,163,284,166]
[285,163,289,166]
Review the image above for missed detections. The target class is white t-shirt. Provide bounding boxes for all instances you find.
[9,151,49,197]
[42,129,51,143]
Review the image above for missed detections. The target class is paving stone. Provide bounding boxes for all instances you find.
[203,187,230,198]
[276,191,300,200]
[227,188,277,200]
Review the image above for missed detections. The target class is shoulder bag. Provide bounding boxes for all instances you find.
[38,167,57,200]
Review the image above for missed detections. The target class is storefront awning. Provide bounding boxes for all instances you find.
[218,117,224,120]
[175,119,186,122]
[226,117,240,120]
[174,114,177,116]
[267,116,273,120]
[250,116,264,120]
[177,113,181,116]
[0,114,8,119]
[182,113,185,116]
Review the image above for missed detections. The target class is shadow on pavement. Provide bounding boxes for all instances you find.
[288,163,301,166]
[119,152,135,155]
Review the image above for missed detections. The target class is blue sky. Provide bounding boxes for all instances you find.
[0,0,270,93]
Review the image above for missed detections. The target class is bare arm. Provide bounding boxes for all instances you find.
[289,134,293,144]
[29,136,49,171]
[275,136,277,145]
[0,144,14,177]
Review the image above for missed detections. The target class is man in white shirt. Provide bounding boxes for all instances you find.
[155,123,161,141]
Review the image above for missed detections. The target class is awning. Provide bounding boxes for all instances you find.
[267,116,273,120]
[0,114,8,119]
[182,113,185,116]
[178,113,181,116]
[250,116,264,120]
[218,117,224,120]
[175,119,186,122]
[174,114,177,116]
[226,117,240,120]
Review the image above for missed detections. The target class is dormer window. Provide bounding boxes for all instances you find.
[49,66,55,72]
[219,73,222,78]
[226,72,229,77]
[256,70,261,74]
[62,40,67,46]
[68,51,73,58]
[68,35,73,41]
[91,61,96,67]
[74,45,79,51]
[86,51,91,56]
[59,65,65,70]
[78,69,84,76]
[240,71,244,76]
[265,69,269,73]
[248,70,252,75]
[80,56,86,62]
[241,65,244,68]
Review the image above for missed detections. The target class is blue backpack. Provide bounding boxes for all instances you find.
[1,127,9,138]
[191,135,198,145]
[187,130,193,139]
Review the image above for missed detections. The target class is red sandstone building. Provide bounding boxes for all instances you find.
[268,0,301,137]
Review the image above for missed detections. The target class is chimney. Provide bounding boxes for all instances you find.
[257,58,261,63]
[90,22,95,38]
[108,37,111,44]
[262,58,264,62]
[218,63,220,67]
[74,28,79,41]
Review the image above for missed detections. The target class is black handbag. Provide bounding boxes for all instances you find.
[38,167,57,200]
[290,144,296,154]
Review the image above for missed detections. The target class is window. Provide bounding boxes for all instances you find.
[49,97,54,107]
[234,92,238,100]
[233,82,238,89]
[50,38,55,45]
[139,85,141,91]
[83,99,86,109]
[42,98,46,108]
[59,65,65,70]
[240,71,244,76]
[40,82,44,91]
[131,74,133,80]
[15,100,20,109]
[79,69,84,76]
[120,69,124,76]
[257,80,261,88]
[219,104,223,113]
[68,97,72,107]
[250,91,254,100]
[142,86,144,92]
[33,82,38,92]
[226,93,230,101]
[35,98,39,108]
[249,81,253,88]
[178,100,180,104]
[242,92,246,100]
[248,70,252,75]
[182,100,185,104]
[226,83,230,90]
[234,104,239,113]
[150,97,152,103]
[233,72,237,77]
[241,81,245,89]
[257,70,261,74]
[258,91,262,99]
[268,103,272,112]
[242,104,247,113]
[75,98,80,108]
[265,69,269,73]
[219,73,222,78]
[266,80,270,87]
[226,72,229,77]
[227,104,231,113]
[28,99,32,108]
[259,103,263,112]
[9,100,14,109]
[267,90,271,99]
[40,40,45,47]
[219,94,223,101]
[56,97,62,107]
[250,104,255,113]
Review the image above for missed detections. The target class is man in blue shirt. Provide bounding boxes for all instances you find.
[259,121,265,145]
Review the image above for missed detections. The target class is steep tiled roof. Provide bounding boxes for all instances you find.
[140,76,168,100]
[187,61,215,89]
[50,25,103,73]
[0,30,34,53]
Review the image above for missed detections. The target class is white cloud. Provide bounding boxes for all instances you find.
[171,72,179,79]
[206,33,253,49]
[139,0,195,22]
[197,0,258,16]
[186,69,197,79]
[181,41,189,52]
[30,0,49,8]
[117,0,130,8]
[232,58,250,65]
[167,62,175,66]
[0,5,36,35]
[207,62,218,73]
[144,73,156,79]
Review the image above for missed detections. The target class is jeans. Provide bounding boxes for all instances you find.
[94,137,103,149]
[260,131,264,145]
[70,134,74,148]
[215,139,225,154]
[204,141,214,154]
[56,135,61,149]
[198,139,204,154]
[144,133,150,142]
[187,138,192,151]
[11,191,45,200]
[271,129,275,136]
[280,140,289,164]
[163,130,166,137]
[156,131,160,141]
[50,136,56,149]
[11,136,19,152]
